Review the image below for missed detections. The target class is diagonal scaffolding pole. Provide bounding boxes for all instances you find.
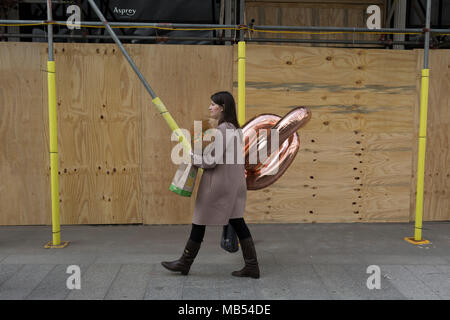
[86,0,192,195]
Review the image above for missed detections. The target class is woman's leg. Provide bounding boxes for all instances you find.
[228,218,260,279]
[228,218,251,240]
[161,224,205,275]
[189,223,206,243]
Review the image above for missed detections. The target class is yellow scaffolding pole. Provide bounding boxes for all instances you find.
[44,0,67,248]
[405,0,431,246]
[414,69,430,241]
[238,41,246,126]
[405,68,431,245]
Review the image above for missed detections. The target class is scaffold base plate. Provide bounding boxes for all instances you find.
[44,241,69,249]
[404,237,430,245]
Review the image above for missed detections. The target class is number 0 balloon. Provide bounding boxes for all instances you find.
[242,107,312,190]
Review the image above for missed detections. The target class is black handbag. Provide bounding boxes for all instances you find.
[220,223,239,253]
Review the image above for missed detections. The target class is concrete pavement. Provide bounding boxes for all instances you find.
[0,222,449,300]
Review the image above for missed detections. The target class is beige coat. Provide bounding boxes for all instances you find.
[190,122,247,225]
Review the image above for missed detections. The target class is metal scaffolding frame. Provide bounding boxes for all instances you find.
[0,32,426,46]
[0,0,444,245]
[0,19,448,47]
[1,19,449,33]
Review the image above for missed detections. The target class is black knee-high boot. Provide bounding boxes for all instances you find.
[161,239,201,275]
[231,237,260,279]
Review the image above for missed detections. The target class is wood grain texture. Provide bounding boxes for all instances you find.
[234,44,417,223]
[44,43,143,224]
[410,50,450,222]
[140,45,234,224]
[1,42,448,225]
[246,1,385,47]
[0,43,49,225]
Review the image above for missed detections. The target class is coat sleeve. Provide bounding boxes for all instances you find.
[190,123,231,170]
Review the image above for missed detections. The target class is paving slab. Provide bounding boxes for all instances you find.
[144,267,185,300]
[105,264,153,300]
[27,264,89,300]
[404,265,450,299]
[0,264,54,300]
[66,263,121,300]
[0,222,449,300]
[380,265,441,300]
[0,264,23,288]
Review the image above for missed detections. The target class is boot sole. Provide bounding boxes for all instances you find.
[161,262,190,275]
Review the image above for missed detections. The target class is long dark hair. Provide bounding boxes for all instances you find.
[211,91,240,129]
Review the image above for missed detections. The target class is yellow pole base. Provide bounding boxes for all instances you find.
[44,241,69,249]
[404,237,430,245]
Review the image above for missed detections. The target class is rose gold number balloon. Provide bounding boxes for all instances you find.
[242,107,312,190]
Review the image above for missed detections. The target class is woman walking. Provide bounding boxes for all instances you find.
[161,91,260,279]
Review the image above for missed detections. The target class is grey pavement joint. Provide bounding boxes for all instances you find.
[0,222,449,300]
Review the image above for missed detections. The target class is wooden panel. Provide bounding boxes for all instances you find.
[239,45,417,87]
[277,6,315,47]
[2,42,448,225]
[44,43,142,224]
[246,0,385,4]
[410,50,450,222]
[246,1,386,47]
[0,43,233,226]
[140,45,234,224]
[234,44,417,223]
[0,43,49,225]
